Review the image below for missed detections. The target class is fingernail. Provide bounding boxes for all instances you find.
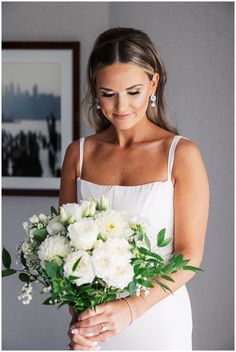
[71,328,78,334]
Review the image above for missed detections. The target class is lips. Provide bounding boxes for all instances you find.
[113,113,130,120]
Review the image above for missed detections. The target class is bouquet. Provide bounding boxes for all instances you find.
[2,195,201,314]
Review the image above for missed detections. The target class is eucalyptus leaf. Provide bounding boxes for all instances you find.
[2,248,11,269]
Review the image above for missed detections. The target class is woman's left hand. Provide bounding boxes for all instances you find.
[70,298,133,344]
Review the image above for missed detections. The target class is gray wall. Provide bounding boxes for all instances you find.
[2,2,234,350]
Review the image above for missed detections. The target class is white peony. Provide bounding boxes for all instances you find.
[68,218,98,250]
[38,235,71,267]
[105,260,134,289]
[46,217,66,236]
[106,238,132,261]
[92,246,113,279]
[64,250,95,286]
[60,203,83,224]
[95,210,131,240]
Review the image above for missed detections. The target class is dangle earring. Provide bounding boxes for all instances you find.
[150,93,157,108]
[96,97,101,109]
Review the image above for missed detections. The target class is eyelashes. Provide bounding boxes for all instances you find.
[101,91,140,98]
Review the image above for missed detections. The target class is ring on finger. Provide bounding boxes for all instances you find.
[100,322,107,332]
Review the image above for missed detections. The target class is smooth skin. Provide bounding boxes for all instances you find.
[59,62,210,350]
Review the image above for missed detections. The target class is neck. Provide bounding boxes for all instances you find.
[108,117,157,148]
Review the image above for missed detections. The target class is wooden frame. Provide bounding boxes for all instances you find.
[2,42,80,196]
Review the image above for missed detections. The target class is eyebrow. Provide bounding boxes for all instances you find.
[99,84,143,91]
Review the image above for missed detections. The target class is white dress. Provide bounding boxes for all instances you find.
[77,135,193,350]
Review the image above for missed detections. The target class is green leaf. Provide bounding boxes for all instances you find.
[34,229,47,240]
[160,274,175,282]
[128,281,136,296]
[51,206,58,216]
[157,228,166,247]
[42,297,53,305]
[19,273,31,283]
[45,261,59,278]
[97,234,104,241]
[2,268,17,277]
[57,301,69,309]
[155,280,173,294]
[2,248,11,269]
[183,265,203,272]
[72,257,81,272]
[139,247,164,262]
[68,275,79,281]
[137,278,154,288]
[20,251,27,268]
[158,237,172,248]
[143,233,151,250]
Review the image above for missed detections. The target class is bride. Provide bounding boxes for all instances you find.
[59,27,209,350]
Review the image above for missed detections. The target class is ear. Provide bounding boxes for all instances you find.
[150,73,159,94]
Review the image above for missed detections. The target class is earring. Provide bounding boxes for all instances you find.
[96,97,101,109]
[150,93,157,107]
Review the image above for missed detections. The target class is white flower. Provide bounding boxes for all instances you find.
[68,218,98,250]
[95,210,131,240]
[106,238,132,261]
[60,203,83,224]
[23,222,29,231]
[46,218,66,236]
[38,235,71,267]
[29,215,39,224]
[29,228,36,239]
[64,250,95,286]
[129,215,151,233]
[105,261,134,289]
[39,213,48,222]
[22,241,29,254]
[92,246,113,279]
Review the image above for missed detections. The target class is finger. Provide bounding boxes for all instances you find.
[69,329,98,348]
[89,330,114,343]
[76,313,104,328]
[75,322,113,337]
[72,342,100,350]
[79,305,105,321]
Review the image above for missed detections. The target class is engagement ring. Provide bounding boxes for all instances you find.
[100,322,107,332]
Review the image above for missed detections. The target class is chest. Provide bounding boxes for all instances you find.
[80,142,171,186]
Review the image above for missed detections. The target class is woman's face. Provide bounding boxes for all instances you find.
[95,62,159,130]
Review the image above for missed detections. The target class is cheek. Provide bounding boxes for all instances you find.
[132,93,150,111]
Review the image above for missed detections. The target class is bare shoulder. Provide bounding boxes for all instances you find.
[173,137,209,183]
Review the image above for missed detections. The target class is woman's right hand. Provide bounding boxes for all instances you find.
[68,307,101,350]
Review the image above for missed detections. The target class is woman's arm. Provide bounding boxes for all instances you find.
[59,141,80,206]
[70,139,210,344]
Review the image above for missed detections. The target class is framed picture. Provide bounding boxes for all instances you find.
[2,42,80,196]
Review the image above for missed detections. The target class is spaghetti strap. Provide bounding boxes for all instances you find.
[79,137,85,177]
[167,135,189,180]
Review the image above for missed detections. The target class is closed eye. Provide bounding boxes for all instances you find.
[101,91,140,98]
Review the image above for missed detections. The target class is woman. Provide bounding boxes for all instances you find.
[59,27,209,350]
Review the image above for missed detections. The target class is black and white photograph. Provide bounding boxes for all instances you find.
[2,42,80,195]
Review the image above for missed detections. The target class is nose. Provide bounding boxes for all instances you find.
[114,94,129,113]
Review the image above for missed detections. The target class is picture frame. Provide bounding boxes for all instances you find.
[2,41,80,196]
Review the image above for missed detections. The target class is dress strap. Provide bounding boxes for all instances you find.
[167,135,189,181]
[79,137,85,177]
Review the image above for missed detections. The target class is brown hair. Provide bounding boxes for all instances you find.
[82,27,178,134]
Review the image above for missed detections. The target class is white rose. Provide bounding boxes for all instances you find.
[95,210,131,240]
[68,218,98,250]
[38,235,71,267]
[92,246,113,279]
[64,250,95,286]
[46,218,66,236]
[106,238,132,261]
[60,203,83,223]
[105,261,134,289]
[29,215,39,224]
